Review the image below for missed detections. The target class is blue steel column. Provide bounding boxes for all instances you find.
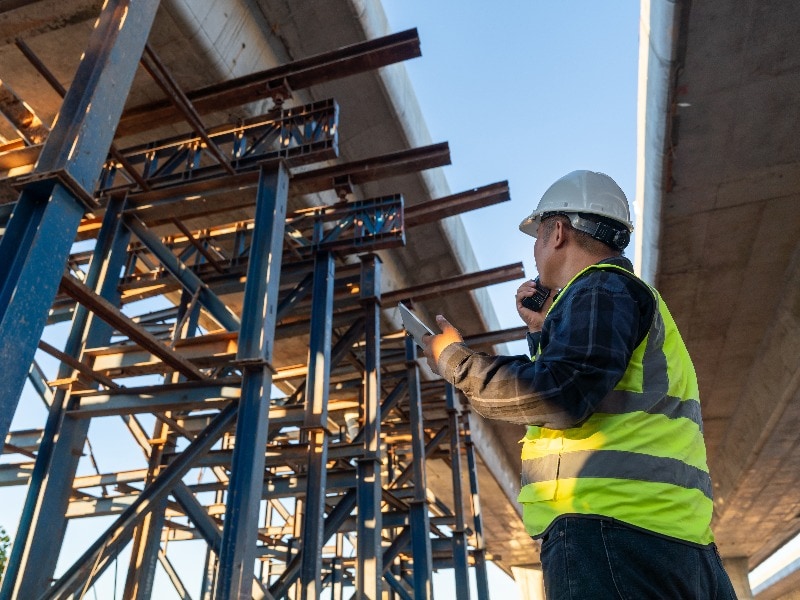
[215,162,290,599]
[446,385,471,599]
[356,254,383,599]
[0,0,160,444]
[0,195,131,599]
[462,409,490,600]
[299,250,334,599]
[405,336,433,599]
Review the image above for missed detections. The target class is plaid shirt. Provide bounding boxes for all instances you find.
[438,256,655,429]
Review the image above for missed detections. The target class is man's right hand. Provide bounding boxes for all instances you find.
[515,280,552,331]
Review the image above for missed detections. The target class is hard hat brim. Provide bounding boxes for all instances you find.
[519,213,541,238]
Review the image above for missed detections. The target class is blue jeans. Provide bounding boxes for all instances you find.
[539,516,738,599]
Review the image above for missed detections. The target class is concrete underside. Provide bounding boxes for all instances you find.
[638,1,800,594]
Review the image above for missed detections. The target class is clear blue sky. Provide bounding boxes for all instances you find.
[383,0,640,341]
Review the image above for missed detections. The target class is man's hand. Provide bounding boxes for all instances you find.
[422,315,463,375]
[515,280,552,331]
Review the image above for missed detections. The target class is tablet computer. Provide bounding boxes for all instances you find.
[398,302,434,348]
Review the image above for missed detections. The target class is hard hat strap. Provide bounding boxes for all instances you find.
[542,212,630,251]
[570,214,630,250]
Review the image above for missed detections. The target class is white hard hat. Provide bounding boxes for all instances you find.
[519,170,634,248]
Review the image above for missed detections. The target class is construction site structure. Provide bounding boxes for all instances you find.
[0,1,536,598]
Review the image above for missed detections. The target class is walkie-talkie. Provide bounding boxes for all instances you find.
[521,277,551,312]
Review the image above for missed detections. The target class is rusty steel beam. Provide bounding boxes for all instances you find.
[290,142,450,196]
[0,80,48,145]
[125,142,450,224]
[36,340,120,390]
[116,28,421,137]
[59,275,205,381]
[382,262,524,305]
[404,181,510,227]
[275,263,525,339]
[140,44,235,176]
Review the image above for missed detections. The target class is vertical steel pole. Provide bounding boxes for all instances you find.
[446,385,471,599]
[0,0,160,444]
[124,499,170,600]
[356,254,383,599]
[1,194,132,599]
[216,162,289,599]
[299,250,334,599]
[125,281,205,597]
[462,409,490,600]
[332,533,345,600]
[405,336,433,599]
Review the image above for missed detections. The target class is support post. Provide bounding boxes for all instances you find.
[405,336,433,599]
[0,0,160,445]
[215,162,289,599]
[299,250,334,599]
[356,253,383,599]
[1,195,131,599]
[445,385,471,599]
[463,410,490,600]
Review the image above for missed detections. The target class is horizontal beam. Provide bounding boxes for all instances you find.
[59,275,206,380]
[116,29,421,137]
[404,181,510,227]
[68,381,241,418]
[125,142,450,224]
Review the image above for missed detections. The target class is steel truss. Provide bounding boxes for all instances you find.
[0,2,522,599]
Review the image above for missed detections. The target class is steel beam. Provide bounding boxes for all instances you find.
[59,274,206,380]
[463,410,490,600]
[404,181,510,227]
[125,143,449,223]
[117,29,421,137]
[123,214,241,332]
[0,0,160,448]
[356,254,383,599]
[275,263,525,340]
[404,337,433,599]
[299,251,334,599]
[446,386,471,599]
[103,100,338,199]
[215,162,289,599]
[0,79,48,144]
[171,483,269,599]
[269,489,358,598]
[1,194,133,599]
[41,404,238,599]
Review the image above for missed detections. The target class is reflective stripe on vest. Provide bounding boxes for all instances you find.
[522,449,713,499]
[519,263,713,544]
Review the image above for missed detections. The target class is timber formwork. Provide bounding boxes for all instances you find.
[0,2,525,598]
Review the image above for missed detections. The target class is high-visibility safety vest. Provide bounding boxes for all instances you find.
[518,263,714,545]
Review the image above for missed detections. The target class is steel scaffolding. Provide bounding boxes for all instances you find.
[0,2,526,598]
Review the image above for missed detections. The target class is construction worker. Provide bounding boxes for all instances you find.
[423,170,737,599]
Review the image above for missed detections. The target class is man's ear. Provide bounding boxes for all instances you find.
[553,219,569,248]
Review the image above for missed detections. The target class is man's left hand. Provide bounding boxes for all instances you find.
[422,315,463,375]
